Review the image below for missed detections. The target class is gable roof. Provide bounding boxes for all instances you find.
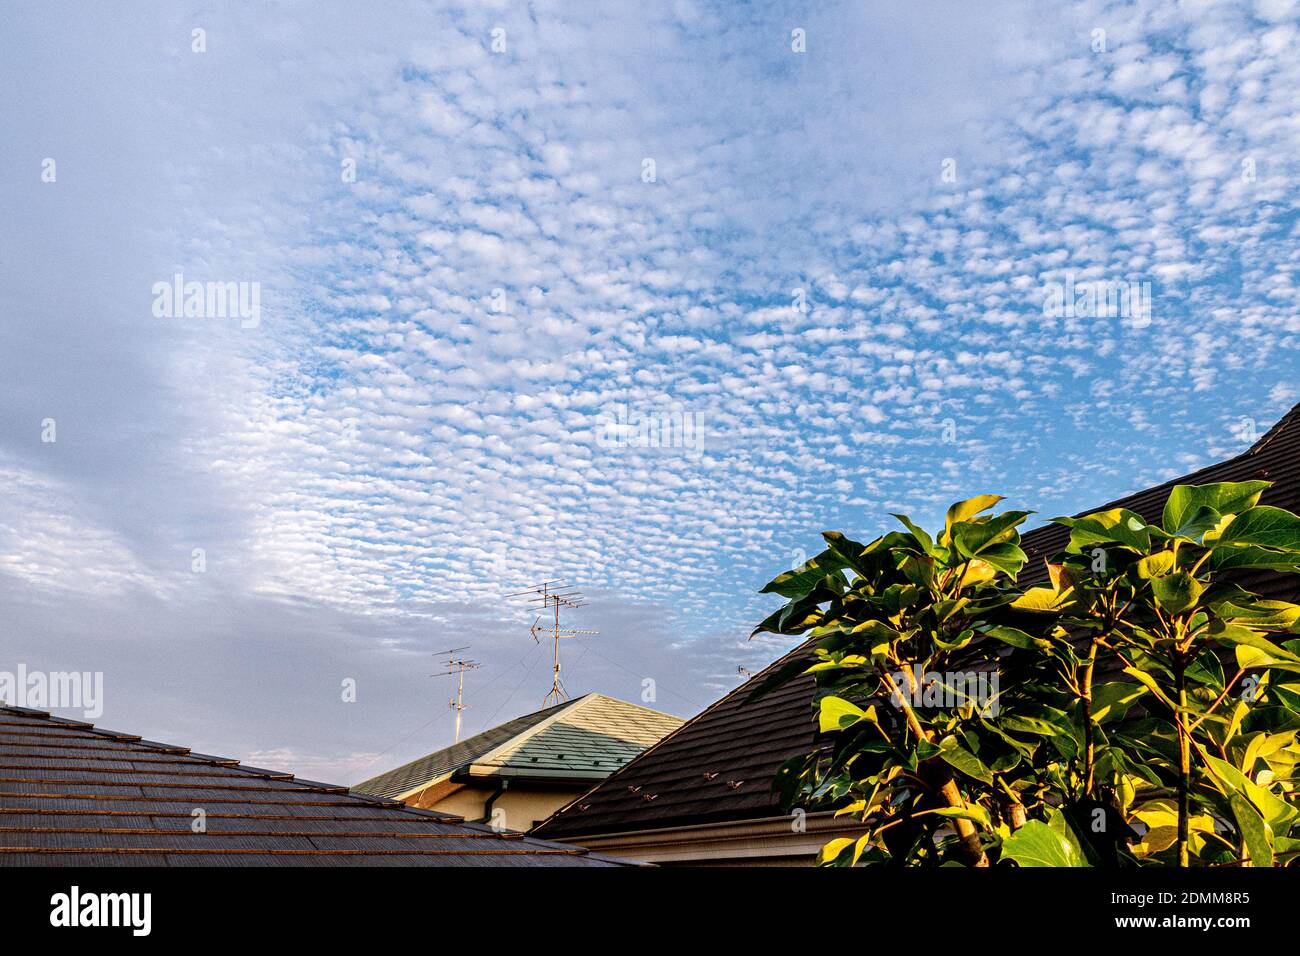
[0,705,626,865]
[534,403,1300,841]
[352,693,683,800]
[353,703,568,800]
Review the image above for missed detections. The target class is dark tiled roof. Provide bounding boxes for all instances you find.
[0,706,625,866]
[535,403,1300,840]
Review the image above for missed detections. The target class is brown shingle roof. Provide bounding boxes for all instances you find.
[534,403,1300,841]
[0,705,627,865]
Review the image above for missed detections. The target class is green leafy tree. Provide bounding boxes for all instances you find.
[1038,481,1300,866]
[751,495,1034,866]
[755,484,1300,867]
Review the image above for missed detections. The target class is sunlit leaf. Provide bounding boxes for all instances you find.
[1090,682,1148,723]
[759,548,848,598]
[1162,481,1270,535]
[818,695,875,733]
[1218,506,1300,551]
[1000,820,1090,867]
[941,494,1004,545]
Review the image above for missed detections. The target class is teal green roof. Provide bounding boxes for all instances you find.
[352,694,683,800]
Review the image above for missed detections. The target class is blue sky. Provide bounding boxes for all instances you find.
[1,0,1297,782]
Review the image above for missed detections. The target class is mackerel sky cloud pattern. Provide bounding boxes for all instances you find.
[0,0,1297,781]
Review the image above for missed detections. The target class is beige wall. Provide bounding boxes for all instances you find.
[403,780,588,833]
[495,788,588,832]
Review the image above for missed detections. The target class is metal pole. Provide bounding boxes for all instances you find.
[552,596,562,702]
[454,665,465,743]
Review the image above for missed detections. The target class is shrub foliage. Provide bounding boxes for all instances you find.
[753,484,1300,867]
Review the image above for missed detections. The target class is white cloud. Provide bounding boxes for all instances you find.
[0,0,1296,780]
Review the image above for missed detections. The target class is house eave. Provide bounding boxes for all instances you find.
[537,811,870,865]
[463,763,612,784]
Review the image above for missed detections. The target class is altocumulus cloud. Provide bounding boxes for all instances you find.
[0,0,1296,780]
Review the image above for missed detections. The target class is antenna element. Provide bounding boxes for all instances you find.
[507,581,598,707]
[431,647,480,743]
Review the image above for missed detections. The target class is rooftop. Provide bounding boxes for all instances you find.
[352,693,684,801]
[0,705,627,866]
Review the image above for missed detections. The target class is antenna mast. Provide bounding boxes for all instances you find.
[508,581,598,707]
[431,647,480,743]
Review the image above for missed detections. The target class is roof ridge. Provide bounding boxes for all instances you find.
[574,692,683,720]
[1020,402,1300,533]
[354,695,682,796]
[1245,400,1300,456]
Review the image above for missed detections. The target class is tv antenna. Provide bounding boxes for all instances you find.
[507,581,598,707]
[431,646,480,743]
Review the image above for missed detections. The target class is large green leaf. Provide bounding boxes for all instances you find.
[1210,545,1300,572]
[1012,586,1075,613]
[1214,599,1300,629]
[1090,681,1149,723]
[820,530,878,578]
[1130,800,1217,858]
[1162,481,1270,535]
[1217,506,1300,552]
[817,833,875,866]
[999,714,1070,738]
[965,541,1028,576]
[952,512,1030,557]
[942,494,1004,544]
[760,548,848,598]
[850,619,902,662]
[1162,506,1227,544]
[938,734,994,784]
[1058,508,1152,552]
[1235,644,1300,676]
[1206,622,1300,664]
[1150,572,1204,615]
[930,804,993,828]
[1134,551,1176,578]
[982,624,1056,653]
[818,695,875,733]
[1204,753,1298,832]
[890,513,936,555]
[1000,820,1091,867]
[1229,794,1274,867]
[1186,647,1225,689]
